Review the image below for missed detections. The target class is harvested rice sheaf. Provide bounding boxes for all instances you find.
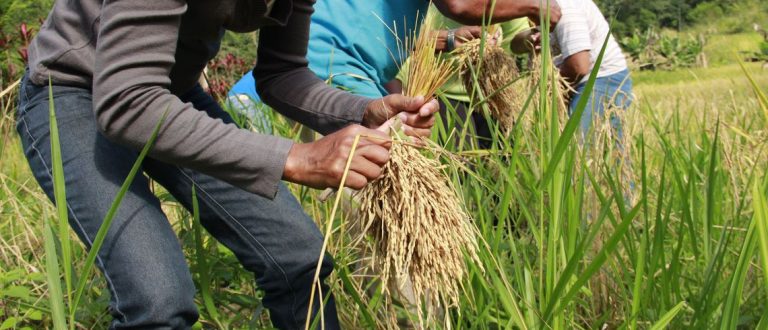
[456,37,524,135]
[355,12,480,317]
[356,131,480,310]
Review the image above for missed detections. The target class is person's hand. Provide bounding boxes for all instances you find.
[526,28,543,52]
[455,26,504,47]
[362,94,439,137]
[283,123,394,190]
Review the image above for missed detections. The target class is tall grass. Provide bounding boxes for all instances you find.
[0,20,767,330]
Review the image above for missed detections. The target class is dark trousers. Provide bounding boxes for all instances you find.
[15,72,339,329]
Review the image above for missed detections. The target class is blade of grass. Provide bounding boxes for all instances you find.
[751,176,768,297]
[629,225,648,330]
[336,266,376,328]
[736,59,768,121]
[43,219,67,330]
[191,186,222,327]
[540,27,612,188]
[703,120,720,262]
[543,199,643,320]
[719,210,758,329]
[649,301,686,330]
[70,107,169,314]
[48,77,73,320]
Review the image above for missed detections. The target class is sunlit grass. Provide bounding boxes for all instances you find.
[1,26,767,330]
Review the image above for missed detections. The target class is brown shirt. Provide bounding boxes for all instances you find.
[27,0,371,198]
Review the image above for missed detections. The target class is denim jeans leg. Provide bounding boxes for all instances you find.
[144,86,340,330]
[569,79,599,141]
[15,74,198,329]
[569,70,633,142]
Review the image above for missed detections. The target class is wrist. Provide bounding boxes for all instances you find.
[445,29,457,52]
[362,98,390,128]
[283,143,303,183]
[361,99,377,127]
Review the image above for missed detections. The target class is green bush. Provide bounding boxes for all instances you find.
[687,2,724,23]
[620,28,706,70]
[0,0,52,32]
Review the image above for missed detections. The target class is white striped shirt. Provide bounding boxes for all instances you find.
[551,0,628,84]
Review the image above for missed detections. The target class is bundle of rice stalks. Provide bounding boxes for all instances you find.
[356,126,480,308]
[354,12,480,324]
[400,16,457,98]
[455,31,524,136]
[525,53,570,123]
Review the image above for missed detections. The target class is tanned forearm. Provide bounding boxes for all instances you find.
[560,51,592,87]
[433,0,557,25]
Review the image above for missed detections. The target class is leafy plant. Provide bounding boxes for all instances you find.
[620,28,707,70]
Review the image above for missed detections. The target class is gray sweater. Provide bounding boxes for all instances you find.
[27,0,371,198]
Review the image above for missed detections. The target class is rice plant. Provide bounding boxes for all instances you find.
[1,8,767,330]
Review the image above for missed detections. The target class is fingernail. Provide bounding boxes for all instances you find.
[399,113,408,121]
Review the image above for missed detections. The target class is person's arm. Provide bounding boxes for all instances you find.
[560,50,591,86]
[254,0,370,135]
[552,6,592,87]
[93,0,300,198]
[255,0,438,137]
[91,0,399,198]
[433,0,561,27]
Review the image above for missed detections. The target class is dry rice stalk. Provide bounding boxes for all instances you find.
[356,127,480,313]
[455,36,524,135]
[526,53,570,124]
[401,12,457,98]
[353,11,479,325]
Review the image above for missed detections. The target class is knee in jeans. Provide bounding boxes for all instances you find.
[264,251,335,294]
[118,277,198,326]
[294,252,334,283]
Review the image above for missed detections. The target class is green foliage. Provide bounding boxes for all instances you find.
[686,2,724,23]
[0,0,52,32]
[0,2,767,329]
[621,28,706,70]
[596,0,767,37]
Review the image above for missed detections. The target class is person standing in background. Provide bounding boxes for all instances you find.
[512,0,633,140]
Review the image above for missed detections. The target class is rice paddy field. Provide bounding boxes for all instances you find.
[1,25,768,330]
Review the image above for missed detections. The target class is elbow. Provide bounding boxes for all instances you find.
[574,65,591,77]
[94,104,124,144]
[254,76,269,101]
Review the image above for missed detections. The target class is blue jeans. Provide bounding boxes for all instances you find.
[569,69,633,140]
[15,72,339,329]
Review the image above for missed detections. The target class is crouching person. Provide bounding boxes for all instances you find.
[16,0,438,328]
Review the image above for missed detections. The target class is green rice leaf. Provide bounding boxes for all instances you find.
[47,77,73,315]
[650,301,686,330]
[70,107,169,315]
[540,28,612,188]
[43,221,67,330]
[719,211,758,329]
[752,177,768,297]
[191,186,222,326]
